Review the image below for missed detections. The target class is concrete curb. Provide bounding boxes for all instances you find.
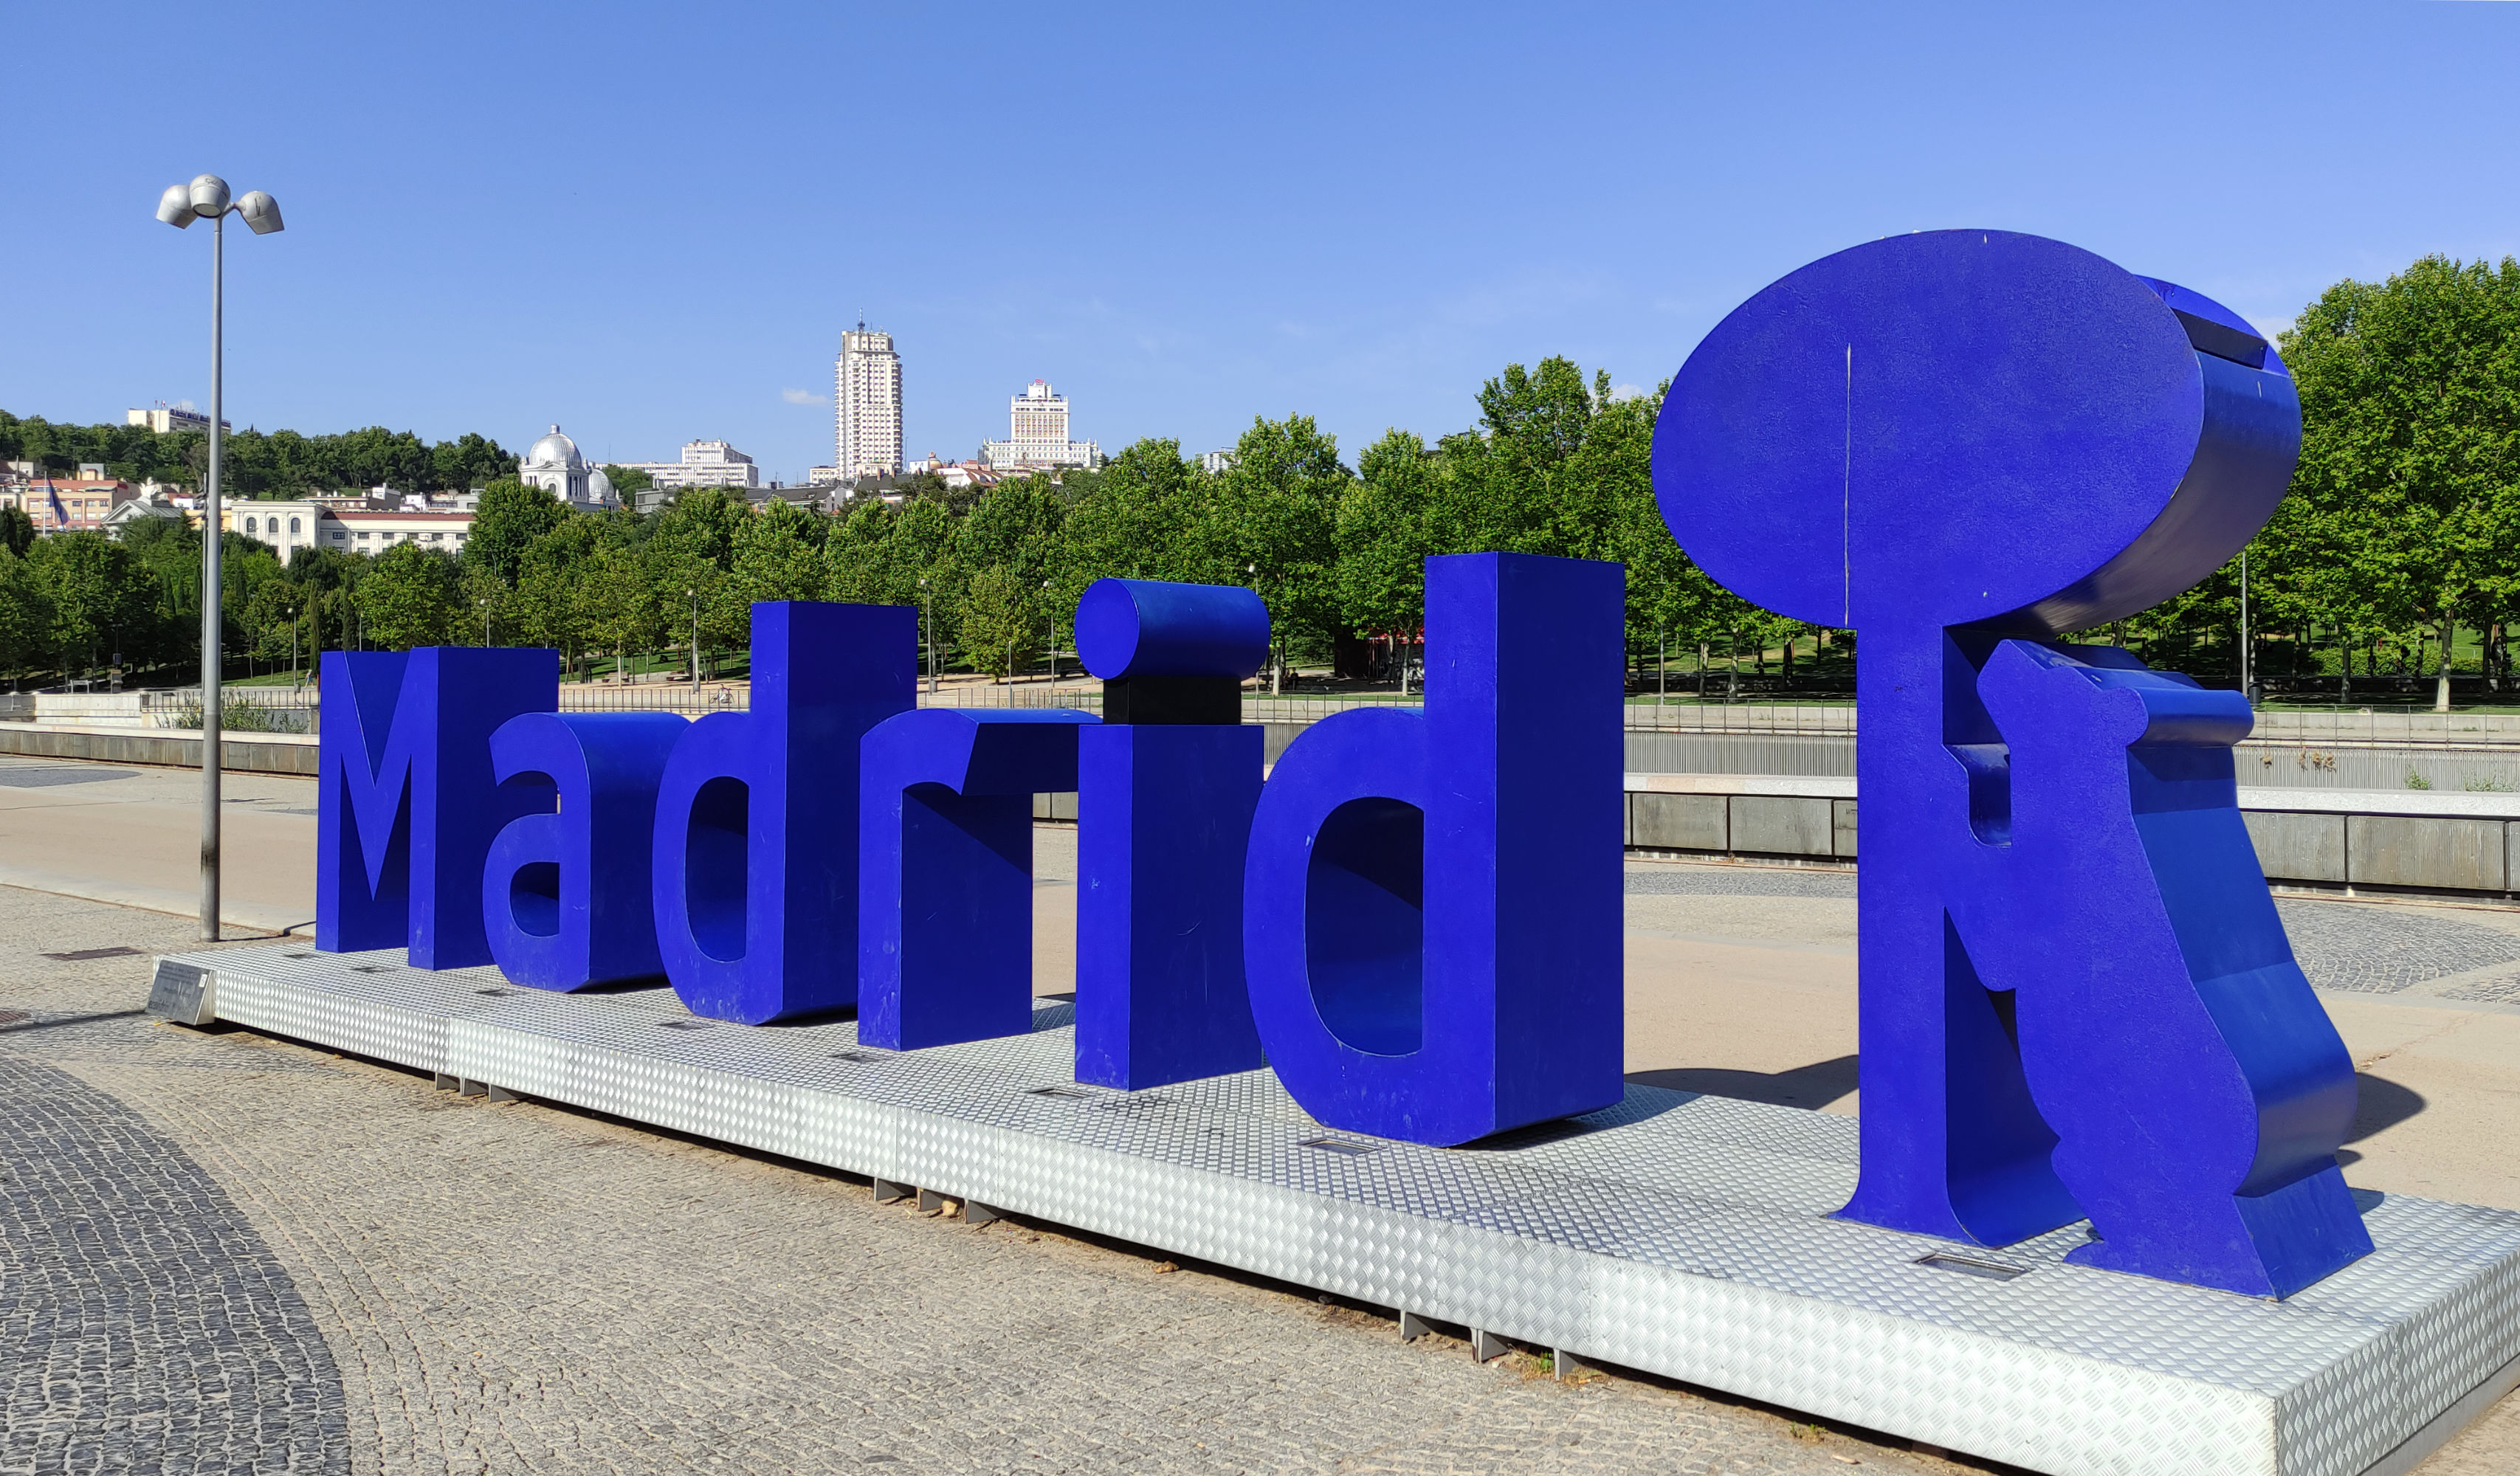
[0,863,313,937]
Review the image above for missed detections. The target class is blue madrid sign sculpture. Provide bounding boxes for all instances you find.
[315,227,2366,1299]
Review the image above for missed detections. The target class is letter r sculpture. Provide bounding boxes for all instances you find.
[858,707,1095,1051]
[1653,229,2370,1297]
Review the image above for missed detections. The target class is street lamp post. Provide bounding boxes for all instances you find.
[157,173,283,942]
[918,577,934,698]
[686,587,699,687]
[479,596,491,647]
[2240,547,2256,704]
[286,605,298,689]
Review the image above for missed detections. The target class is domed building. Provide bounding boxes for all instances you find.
[517,424,619,512]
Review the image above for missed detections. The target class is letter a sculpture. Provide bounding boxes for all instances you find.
[1655,230,2370,1297]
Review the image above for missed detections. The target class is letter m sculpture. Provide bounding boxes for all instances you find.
[317,647,557,968]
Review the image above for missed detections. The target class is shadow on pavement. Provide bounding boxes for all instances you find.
[1627,1054,1859,1111]
[2350,1072,2427,1143]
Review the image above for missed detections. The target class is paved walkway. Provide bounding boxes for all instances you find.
[4,890,1944,1475]
[6,751,2520,1470]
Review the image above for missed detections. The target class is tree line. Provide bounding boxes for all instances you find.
[7,252,2520,702]
[436,358,1749,689]
[0,411,515,498]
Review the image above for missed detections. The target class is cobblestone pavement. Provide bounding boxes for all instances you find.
[0,887,1947,1476]
[0,1048,349,1474]
[1622,859,2520,999]
[2273,900,2520,996]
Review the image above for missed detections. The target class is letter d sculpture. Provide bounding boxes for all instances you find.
[651,601,915,1024]
[1244,552,1625,1146]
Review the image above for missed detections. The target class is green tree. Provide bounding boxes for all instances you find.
[430,432,514,492]
[2271,256,2520,705]
[1196,415,1351,683]
[512,518,600,676]
[602,463,655,503]
[26,531,159,672]
[0,548,57,677]
[956,475,1068,645]
[1335,430,1439,645]
[827,497,960,663]
[242,577,312,675]
[650,486,746,571]
[957,564,1049,678]
[353,543,469,649]
[1054,438,1201,601]
[579,534,662,680]
[731,500,829,605]
[0,505,33,558]
[466,478,573,584]
[0,407,510,495]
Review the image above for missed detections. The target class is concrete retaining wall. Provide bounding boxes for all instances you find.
[1621,728,2520,794]
[0,722,319,775]
[1631,775,2520,898]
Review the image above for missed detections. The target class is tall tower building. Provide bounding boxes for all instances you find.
[980,379,1101,470]
[834,323,903,480]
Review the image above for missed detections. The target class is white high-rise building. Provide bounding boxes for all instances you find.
[834,324,903,481]
[610,439,760,492]
[980,379,1101,471]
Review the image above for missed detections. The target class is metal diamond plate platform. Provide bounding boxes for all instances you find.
[159,945,2520,1476]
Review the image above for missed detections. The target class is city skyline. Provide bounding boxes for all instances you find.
[7,4,2520,486]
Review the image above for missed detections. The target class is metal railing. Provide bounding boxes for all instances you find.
[2248,708,2520,746]
[556,683,748,715]
[109,677,2520,748]
[1623,701,1859,736]
[145,686,318,734]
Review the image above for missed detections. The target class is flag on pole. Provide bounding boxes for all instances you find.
[42,475,69,529]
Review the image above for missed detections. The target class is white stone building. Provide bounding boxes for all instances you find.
[516,425,619,512]
[980,379,1100,471]
[125,402,230,435]
[230,500,326,563]
[316,508,475,556]
[835,325,903,480]
[610,439,760,492]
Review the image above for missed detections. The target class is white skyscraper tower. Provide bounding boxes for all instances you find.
[834,323,903,480]
[980,379,1101,470]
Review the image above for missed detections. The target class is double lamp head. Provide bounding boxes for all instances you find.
[156,173,283,235]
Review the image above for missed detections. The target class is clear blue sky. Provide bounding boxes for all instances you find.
[4,1,2516,486]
